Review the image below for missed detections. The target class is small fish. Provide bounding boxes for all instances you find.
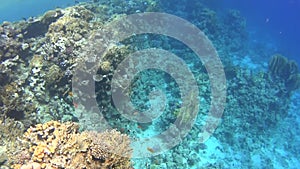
[119,128,125,132]
[147,147,155,153]
[265,18,270,23]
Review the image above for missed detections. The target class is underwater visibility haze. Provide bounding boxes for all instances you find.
[0,0,300,168]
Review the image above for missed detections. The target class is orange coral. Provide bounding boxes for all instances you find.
[9,121,133,169]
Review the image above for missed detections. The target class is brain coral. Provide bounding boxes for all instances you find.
[9,121,133,169]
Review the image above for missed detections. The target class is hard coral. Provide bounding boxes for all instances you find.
[9,121,133,169]
[44,64,63,87]
[88,129,133,168]
[46,10,90,43]
[20,162,41,169]
[0,117,25,165]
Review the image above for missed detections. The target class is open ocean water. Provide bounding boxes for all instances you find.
[0,0,300,169]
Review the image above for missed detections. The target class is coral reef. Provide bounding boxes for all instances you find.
[223,10,247,52]
[195,8,219,37]
[0,4,100,125]
[72,44,133,131]
[223,66,290,133]
[5,0,160,130]
[0,0,299,168]
[0,117,25,167]
[7,121,132,169]
[160,0,248,58]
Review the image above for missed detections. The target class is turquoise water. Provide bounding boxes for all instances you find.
[0,0,81,22]
[0,0,299,168]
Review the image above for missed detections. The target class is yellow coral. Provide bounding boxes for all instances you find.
[9,121,133,169]
[29,55,44,69]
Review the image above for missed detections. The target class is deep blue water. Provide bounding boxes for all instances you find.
[208,0,300,63]
[1,0,300,168]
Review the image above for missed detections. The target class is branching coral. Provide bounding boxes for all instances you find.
[8,121,133,169]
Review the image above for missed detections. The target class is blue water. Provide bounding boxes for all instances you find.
[217,0,300,63]
[1,0,300,168]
